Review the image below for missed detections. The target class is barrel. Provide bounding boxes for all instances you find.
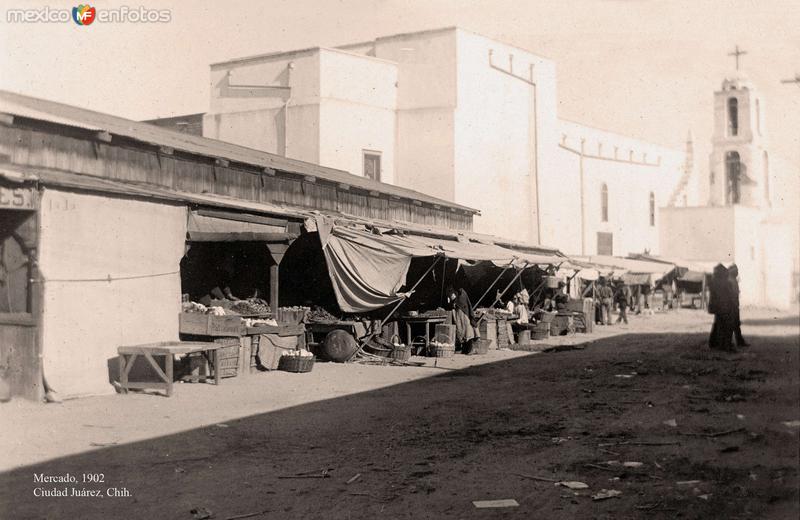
[321,329,358,362]
[517,330,531,345]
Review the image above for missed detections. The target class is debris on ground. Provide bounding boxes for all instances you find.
[781,420,800,428]
[224,511,271,520]
[676,480,702,486]
[346,473,362,484]
[190,507,213,520]
[555,481,589,490]
[513,473,557,483]
[592,489,622,501]
[663,419,678,427]
[277,468,332,479]
[622,461,644,468]
[680,427,745,438]
[472,499,519,508]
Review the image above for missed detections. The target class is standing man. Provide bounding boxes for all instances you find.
[728,264,749,347]
[614,281,630,324]
[598,278,614,325]
[709,264,734,351]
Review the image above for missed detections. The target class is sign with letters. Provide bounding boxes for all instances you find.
[0,185,37,210]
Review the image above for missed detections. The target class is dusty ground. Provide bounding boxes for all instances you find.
[1,308,798,519]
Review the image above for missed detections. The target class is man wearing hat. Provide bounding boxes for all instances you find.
[728,264,749,347]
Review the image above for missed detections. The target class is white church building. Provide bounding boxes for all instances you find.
[197,27,685,256]
[662,74,798,309]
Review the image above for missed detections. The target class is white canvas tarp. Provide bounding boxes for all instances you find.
[315,217,563,312]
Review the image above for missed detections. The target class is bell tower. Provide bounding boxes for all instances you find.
[708,46,771,207]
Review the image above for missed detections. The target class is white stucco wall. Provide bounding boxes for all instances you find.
[452,30,557,244]
[372,29,458,202]
[39,190,187,397]
[395,108,455,200]
[554,121,684,256]
[659,206,736,262]
[206,48,399,182]
[660,205,794,309]
[205,50,322,163]
[318,49,397,184]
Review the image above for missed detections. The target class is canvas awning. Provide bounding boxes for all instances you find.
[622,272,654,286]
[314,217,563,312]
[679,270,707,283]
[581,255,676,276]
[186,209,298,242]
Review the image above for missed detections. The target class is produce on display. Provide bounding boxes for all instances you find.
[230,298,271,316]
[307,306,339,323]
[243,318,279,327]
[419,308,448,318]
[207,306,226,316]
[181,301,208,314]
[280,349,314,358]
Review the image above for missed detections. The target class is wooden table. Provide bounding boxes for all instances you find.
[399,316,447,352]
[118,341,221,397]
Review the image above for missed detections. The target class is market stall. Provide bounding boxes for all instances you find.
[306,215,564,359]
[177,208,309,378]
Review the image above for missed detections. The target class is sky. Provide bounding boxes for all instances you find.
[1,0,798,198]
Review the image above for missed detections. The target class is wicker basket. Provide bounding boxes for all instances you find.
[389,345,411,362]
[532,322,550,340]
[277,355,315,373]
[429,343,455,358]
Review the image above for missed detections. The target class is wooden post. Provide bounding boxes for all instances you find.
[701,274,707,310]
[270,263,279,316]
[265,241,291,317]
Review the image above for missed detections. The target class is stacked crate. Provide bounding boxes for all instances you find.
[478,318,498,349]
[496,319,511,348]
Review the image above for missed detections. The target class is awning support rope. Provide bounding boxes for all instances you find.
[471,263,514,312]
[348,255,443,362]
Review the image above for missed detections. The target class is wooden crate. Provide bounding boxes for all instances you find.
[550,315,575,336]
[496,319,511,349]
[478,319,497,349]
[179,313,210,335]
[179,314,245,337]
[252,333,299,370]
[213,337,240,378]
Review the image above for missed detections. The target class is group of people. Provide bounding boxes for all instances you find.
[444,280,572,349]
[708,263,748,351]
[595,278,631,326]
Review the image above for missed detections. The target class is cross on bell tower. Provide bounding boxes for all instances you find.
[707,58,771,208]
[728,45,747,71]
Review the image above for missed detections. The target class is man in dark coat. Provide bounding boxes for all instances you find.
[708,264,735,351]
[728,264,749,347]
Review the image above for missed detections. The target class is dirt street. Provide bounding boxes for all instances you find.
[1,308,798,519]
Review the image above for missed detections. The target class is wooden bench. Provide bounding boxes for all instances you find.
[118,341,221,397]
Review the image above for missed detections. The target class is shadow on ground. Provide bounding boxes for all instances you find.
[2,331,798,520]
[741,315,800,327]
